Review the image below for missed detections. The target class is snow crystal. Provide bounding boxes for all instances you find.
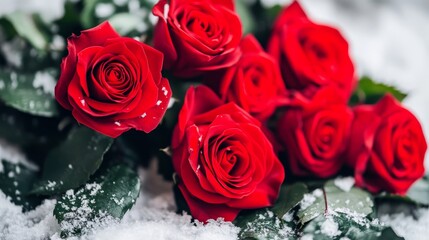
[163,3,169,19]
[300,189,322,210]
[10,72,18,89]
[320,216,341,237]
[29,100,35,109]
[156,100,162,106]
[46,181,57,188]
[86,183,102,196]
[334,177,355,192]
[161,86,169,96]
[33,71,56,96]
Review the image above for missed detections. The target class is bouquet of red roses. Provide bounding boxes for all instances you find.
[0,0,427,239]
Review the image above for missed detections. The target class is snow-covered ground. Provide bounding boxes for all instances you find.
[0,157,239,240]
[1,0,429,239]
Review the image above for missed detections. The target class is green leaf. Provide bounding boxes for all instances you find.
[0,106,63,153]
[54,164,140,237]
[374,194,420,217]
[272,182,308,219]
[4,13,48,50]
[0,69,59,117]
[301,212,403,240]
[234,208,292,240]
[297,180,373,225]
[0,160,42,211]
[81,0,100,28]
[350,76,407,105]
[235,0,256,35]
[379,227,405,240]
[31,127,113,195]
[375,194,419,206]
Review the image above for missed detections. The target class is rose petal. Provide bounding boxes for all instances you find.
[178,184,240,222]
[122,78,171,133]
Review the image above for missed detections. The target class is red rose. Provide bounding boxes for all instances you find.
[277,87,352,178]
[267,1,355,100]
[171,85,284,222]
[55,22,172,138]
[208,35,288,122]
[152,0,242,78]
[346,95,427,194]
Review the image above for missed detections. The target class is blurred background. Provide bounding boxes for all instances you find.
[0,0,428,167]
[298,0,429,169]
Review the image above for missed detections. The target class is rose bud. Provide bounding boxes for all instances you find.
[55,22,172,138]
[277,87,352,178]
[152,0,242,78]
[346,95,427,194]
[171,85,284,222]
[268,1,356,101]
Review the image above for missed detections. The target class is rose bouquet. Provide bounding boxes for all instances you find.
[0,0,427,239]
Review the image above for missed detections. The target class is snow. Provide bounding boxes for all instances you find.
[1,37,24,68]
[50,35,65,51]
[334,177,355,192]
[95,3,115,18]
[33,71,56,96]
[301,234,313,240]
[381,209,429,240]
[300,190,319,210]
[167,98,177,109]
[282,211,293,222]
[0,139,38,173]
[0,0,65,23]
[0,191,59,240]
[320,216,341,237]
